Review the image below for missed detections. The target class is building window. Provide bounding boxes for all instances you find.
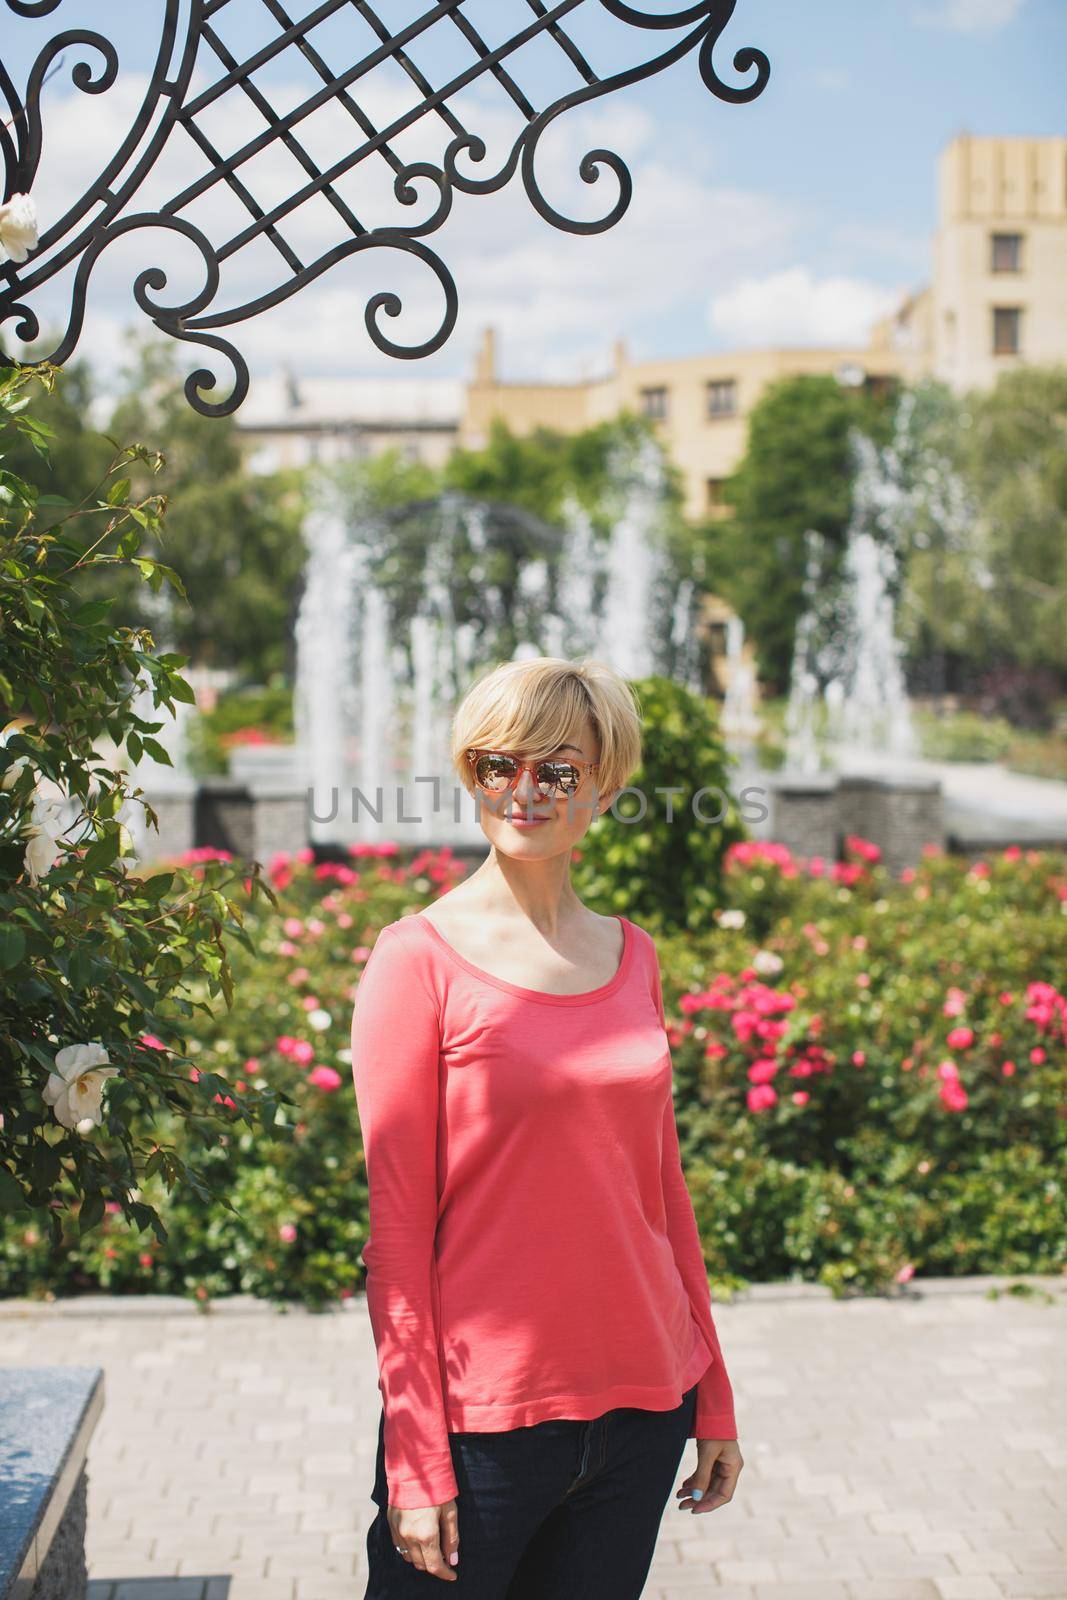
[706,379,737,418]
[992,306,1022,356]
[705,477,726,513]
[991,232,1023,273]
[639,385,668,420]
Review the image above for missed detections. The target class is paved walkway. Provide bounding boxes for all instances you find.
[2,1277,1064,1600]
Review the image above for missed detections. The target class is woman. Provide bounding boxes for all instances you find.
[351,656,743,1597]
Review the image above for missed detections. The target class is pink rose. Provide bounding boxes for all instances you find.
[939,1080,968,1112]
[308,1065,342,1091]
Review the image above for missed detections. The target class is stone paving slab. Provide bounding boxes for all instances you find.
[3,1278,1065,1600]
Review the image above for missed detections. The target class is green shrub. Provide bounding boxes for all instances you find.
[916,710,1014,763]
[570,675,746,936]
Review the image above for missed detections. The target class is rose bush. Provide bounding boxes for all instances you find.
[2,832,1062,1304]
[0,364,285,1251]
[670,837,1067,1292]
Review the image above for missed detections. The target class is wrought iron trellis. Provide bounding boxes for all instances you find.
[0,0,769,416]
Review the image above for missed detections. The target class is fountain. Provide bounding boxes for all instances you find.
[292,428,701,846]
[720,614,761,758]
[784,417,923,775]
[773,394,963,869]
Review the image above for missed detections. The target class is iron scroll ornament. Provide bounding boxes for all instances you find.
[0,0,770,417]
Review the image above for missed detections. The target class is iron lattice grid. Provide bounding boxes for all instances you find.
[0,0,769,415]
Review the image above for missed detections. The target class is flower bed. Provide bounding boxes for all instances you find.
[664,837,1067,1292]
[3,838,1064,1304]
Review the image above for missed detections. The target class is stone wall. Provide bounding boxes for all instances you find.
[770,774,945,875]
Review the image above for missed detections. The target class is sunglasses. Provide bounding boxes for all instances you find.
[466,747,599,800]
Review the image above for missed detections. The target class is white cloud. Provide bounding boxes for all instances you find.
[707,266,904,349]
[912,0,1025,34]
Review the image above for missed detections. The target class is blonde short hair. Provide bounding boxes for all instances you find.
[451,656,643,802]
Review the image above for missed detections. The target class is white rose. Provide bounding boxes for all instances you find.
[23,787,69,883]
[43,1043,119,1130]
[718,909,746,930]
[308,1008,332,1031]
[0,193,39,264]
[23,818,62,884]
[752,949,784,977]
[1,753,30,790]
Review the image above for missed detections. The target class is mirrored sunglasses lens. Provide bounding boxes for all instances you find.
[475,754,518,792]
[538,762,580,795]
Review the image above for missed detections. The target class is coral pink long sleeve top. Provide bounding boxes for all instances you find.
[350,910,737,1509]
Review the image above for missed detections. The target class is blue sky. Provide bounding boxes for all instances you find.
[5,0,1064,391]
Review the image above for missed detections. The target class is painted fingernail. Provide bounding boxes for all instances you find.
[449,1552,459,1566]
[692,1489,704,1501]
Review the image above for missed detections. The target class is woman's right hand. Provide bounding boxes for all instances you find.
[388,1499,460,1580]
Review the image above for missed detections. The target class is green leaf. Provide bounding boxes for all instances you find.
[81,830,122,872]
[78,1192,106,1237]
[0,926,26,969]
[105,477,131,506]
[30,1142,61,1188]
[142,871,175,901]
[72,598,115,626]
[0,1166,25,1214]
[167,675,197,706]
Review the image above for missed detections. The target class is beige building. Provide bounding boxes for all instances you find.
[463,331,907,522]
[460,133,1067,521]
[874,133,1067,393]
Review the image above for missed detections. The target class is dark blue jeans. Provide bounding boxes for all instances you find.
[363,1382,698,1598]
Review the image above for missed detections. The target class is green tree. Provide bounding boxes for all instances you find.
[892,366,1067,686]
[0,363,291,1244]
[328,445,441,509]
[708,374,893,690]
[956,365,1067,672]
[103,338,306,682]
[0,352,112,511]
[443,411,689,536]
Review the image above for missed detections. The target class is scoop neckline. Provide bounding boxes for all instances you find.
[409,911,633,1006]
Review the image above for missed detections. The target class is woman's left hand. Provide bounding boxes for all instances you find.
[676,1437,744,1513]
